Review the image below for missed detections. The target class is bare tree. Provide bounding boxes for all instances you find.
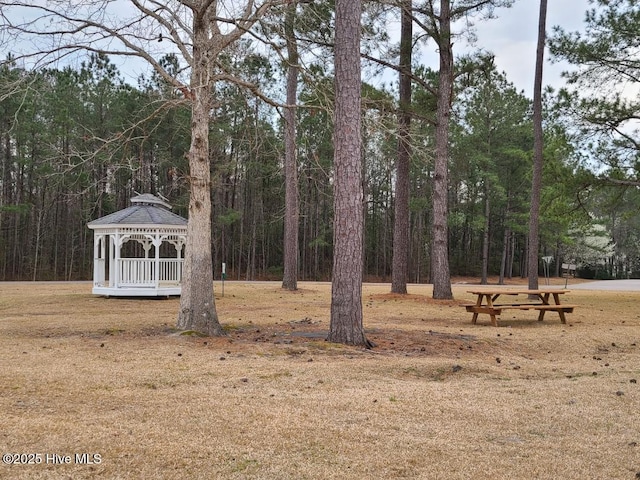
[528,0,547,291]
[1,0,283,335]
[328,0,372,347]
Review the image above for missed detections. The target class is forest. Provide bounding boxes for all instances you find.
[1,0,639,284]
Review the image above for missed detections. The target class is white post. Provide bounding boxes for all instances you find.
[222,262,226,297]
[154,232,161,288]
[93,231,104,286]
[109,235,115,287]
[174,237,184,285]
[114,231,121,289]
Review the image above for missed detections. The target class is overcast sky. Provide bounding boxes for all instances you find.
[452,0,592,97]
[5,0,593,99]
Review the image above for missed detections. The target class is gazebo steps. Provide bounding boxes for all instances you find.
[92,285,181,297]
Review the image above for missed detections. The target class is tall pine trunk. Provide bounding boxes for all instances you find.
[431,0,453,299]
[528,0,547,291]
[481,183,490,285]
[391,0,412,294]
[499,196,512,285]
[282,1,299,291]
[328,0,371,347]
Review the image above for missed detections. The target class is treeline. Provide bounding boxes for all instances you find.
[1,52,638,282]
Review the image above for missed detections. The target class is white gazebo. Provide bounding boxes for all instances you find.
[88,193,188,297]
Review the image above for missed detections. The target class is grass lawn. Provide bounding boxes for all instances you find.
[1,280,639,479]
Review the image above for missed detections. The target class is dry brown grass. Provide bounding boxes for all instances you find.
[1,280,639,479]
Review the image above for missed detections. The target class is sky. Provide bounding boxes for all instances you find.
[112,0,594,97]
[3,0,594,99]
[447,0,593,98]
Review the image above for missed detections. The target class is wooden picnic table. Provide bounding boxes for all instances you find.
[464,288,577,327]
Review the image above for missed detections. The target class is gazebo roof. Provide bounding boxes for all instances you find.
[88,193,187,229]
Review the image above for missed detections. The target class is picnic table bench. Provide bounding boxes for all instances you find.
[464,288,577,327]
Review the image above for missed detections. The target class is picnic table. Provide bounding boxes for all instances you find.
[464,288,577,327]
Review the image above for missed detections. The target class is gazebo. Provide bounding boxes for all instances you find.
[87,193,187,297]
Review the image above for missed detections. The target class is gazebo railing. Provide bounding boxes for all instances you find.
[159,259,182,284]
[118,258,182,287]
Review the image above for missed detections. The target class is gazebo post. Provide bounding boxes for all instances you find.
[176,240,183,284]
[100,235,106,286]
[154,232,161,289]
[93,235,101,286]
[114,231,121,290]
[109,234,115,288]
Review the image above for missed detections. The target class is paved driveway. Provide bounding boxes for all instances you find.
[570,279,640,291]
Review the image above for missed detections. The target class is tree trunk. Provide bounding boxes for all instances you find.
[481,183,490,285]
[282,1,299,291]
[499,227,508,285]
[176,13,224,336]
[528,0,547,291]
[328,0,371,347]
[391,0,412,294]
[431,0,453,299]
[499,194,512,285]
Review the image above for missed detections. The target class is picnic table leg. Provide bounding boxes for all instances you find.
[471,295,483,324]
[536,292,567,323]
[557,310,567,324]
[537,293,550,321]
[469,294,500,326]
[552,293,567,323]
[540,293,551,305]
[487,294,499,327]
